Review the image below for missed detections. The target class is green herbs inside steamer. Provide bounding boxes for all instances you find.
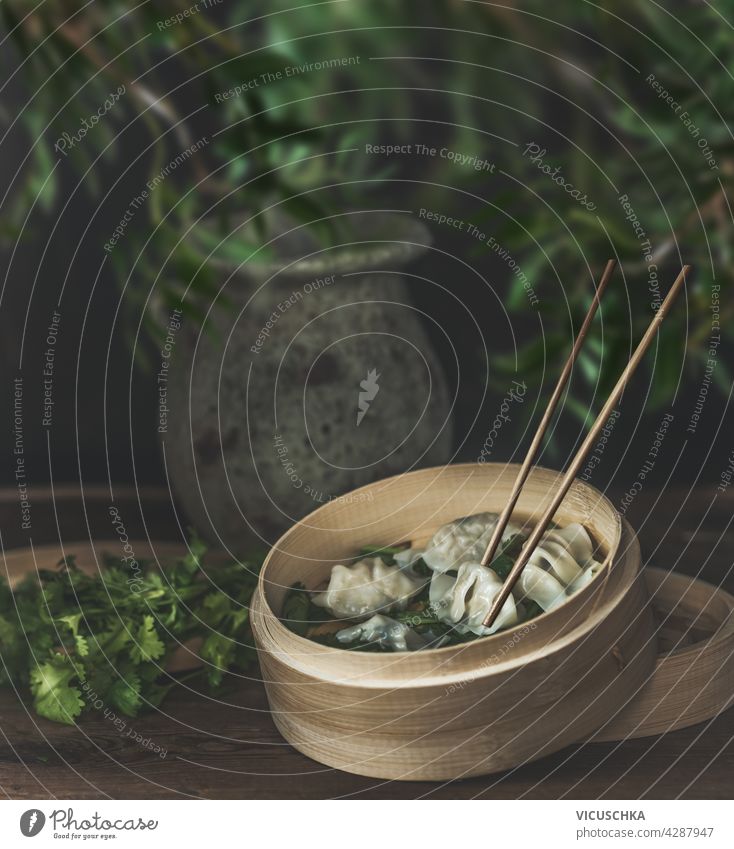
[281,512,603,651]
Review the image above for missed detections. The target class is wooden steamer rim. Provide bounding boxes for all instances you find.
[4,468,732,779]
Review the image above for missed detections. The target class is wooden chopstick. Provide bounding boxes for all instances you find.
[480,259,617,572]
[482,264,691,629]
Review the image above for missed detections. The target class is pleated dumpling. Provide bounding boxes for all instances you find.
[392,547,425,569]
[544,523,595,566]
[429,562,519,636]
[422,512,523,574]
[312,556,425,619]
[516,523,602,609]
[336,614,427,652]
[515,563,567,612]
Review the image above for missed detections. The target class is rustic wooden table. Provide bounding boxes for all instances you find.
[1,484,733,799]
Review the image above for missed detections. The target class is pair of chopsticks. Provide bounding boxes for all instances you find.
[481,261,691,629]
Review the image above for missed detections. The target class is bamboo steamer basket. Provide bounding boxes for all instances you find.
[251,462,659,780]
[4,499,733,778]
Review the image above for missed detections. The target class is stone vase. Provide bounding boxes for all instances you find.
[165,213,453,553]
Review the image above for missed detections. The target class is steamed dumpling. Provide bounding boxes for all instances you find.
[515,563,567,612]
[393,547,425,570]
[312,556,425,619]
[429,562,519,636]
[336,614,427,652]
[526,536,583,585]
[515,523,601,608]
[543,523,595,566]
[566,559,605,594]
[422,512,523,574]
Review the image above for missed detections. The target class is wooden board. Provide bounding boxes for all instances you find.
[1,484,733,798]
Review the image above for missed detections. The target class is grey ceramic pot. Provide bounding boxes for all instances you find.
[164,213,453,552]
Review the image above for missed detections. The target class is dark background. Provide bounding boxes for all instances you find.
[1,10,731,508]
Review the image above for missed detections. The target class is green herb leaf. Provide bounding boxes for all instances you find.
[30,656,84,725]
[281,583,312,637]
[131,617,166,664]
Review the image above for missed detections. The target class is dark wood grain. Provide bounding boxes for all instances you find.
[1,484,733,799]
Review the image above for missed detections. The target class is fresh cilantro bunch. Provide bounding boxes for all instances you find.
[0,536,262,725]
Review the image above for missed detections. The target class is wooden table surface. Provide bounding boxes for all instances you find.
[1,484,733,799]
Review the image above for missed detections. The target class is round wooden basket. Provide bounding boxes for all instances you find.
[596,567,734,742]
[251,463,734,780]
[251,463,658,780]
[5,471,731,781]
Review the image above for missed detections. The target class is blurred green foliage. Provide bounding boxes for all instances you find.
[1,0,489,350]
[471,1,732,421]
[1,1,730,415]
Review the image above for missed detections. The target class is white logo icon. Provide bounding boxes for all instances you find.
[20,810,46,837]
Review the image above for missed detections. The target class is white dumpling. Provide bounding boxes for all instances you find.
[518,522,597,596]
[544,523,595,566]
[422,512,523,574]
[429,562,519,636]
[312,556,425,619]
[393,547,425,570]
[336,614,427,652]
[496,522,600,611]
[526,537,583,585]
[515,562,567,611]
